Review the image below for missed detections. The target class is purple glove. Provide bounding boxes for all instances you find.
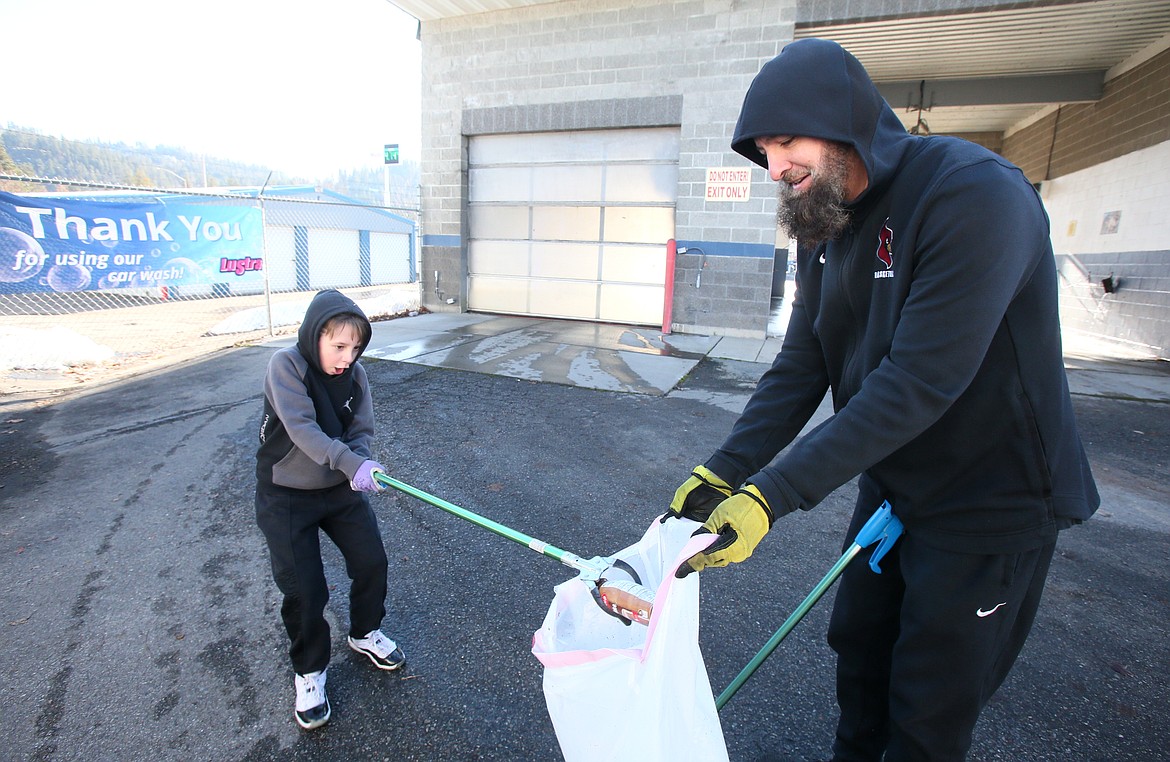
[351,460,387,493]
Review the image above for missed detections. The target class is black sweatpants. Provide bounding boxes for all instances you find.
[827,516,1055,762]
[256,482,389,675]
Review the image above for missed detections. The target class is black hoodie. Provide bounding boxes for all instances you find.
[709,39,1098,552]
[256,290,375,491]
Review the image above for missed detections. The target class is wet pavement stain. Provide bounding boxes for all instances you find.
[408,337,697,395]
[364,316,708,395]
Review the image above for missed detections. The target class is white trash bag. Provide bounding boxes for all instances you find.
[532,517,728,762]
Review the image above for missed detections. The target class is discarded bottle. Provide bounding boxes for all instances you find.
[598,579,655,625]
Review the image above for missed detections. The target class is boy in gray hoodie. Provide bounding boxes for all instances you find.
[255,289,405,730]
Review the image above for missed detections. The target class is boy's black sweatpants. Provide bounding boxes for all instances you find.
[827,513,1055,762]
[256,482,389,675]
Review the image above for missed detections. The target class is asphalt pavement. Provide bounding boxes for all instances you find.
[0,312,1167,761]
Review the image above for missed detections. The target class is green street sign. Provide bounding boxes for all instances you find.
[384,144,399,164]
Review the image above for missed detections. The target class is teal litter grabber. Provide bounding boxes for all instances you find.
[716,501,904,711]
[371,470,653,624]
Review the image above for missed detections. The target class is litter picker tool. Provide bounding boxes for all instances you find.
[372,470,654,624]
[716,501,904,710]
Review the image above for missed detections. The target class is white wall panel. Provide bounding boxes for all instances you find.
[264,226,297,292]
[600,244,665,284]
[604,164,679,203]
[530,280,597,319]
[470,205,530,240]
[468,275,529,313]
[600,283,665,324]
[533,165,604,202]
[531,242,600,280]
[469,166,532,202]
[308,229,360,289]
[469,240,530,276]
[603,207,675,245]
[370,232,411,284]
[531,206,601,242]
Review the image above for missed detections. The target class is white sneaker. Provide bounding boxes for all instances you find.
[347,630,406,671]
[293,669,330,730]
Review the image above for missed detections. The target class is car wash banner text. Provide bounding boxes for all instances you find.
[0,191,264,294]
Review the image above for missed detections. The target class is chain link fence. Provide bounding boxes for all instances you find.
[1,175,421,390]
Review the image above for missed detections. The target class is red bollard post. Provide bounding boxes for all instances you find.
[662,239,676,335]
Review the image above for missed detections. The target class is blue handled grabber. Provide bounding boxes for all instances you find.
[716,501,904,711]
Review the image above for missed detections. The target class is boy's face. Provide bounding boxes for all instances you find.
[318,323,363,375]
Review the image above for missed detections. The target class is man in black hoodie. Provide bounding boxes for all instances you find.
[666,39,1099,760]
[255,289,406,730]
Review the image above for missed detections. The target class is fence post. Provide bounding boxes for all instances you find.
[259,196,274,336]
[257,174,275,336]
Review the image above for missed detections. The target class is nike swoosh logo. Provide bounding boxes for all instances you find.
[976,602,1008,618]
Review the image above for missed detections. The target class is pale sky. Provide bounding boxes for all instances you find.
[1,0,422,179]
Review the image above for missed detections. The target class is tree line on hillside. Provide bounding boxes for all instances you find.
[0,126,420,208]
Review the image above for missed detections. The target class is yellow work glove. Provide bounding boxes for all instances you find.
[676,484,774,578]
[663,465,733,523]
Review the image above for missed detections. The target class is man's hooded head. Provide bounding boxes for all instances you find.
[731,38,915,214]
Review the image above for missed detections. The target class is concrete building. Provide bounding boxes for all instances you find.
[389,0,1170,358]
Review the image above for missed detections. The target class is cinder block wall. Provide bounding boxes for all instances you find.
[1044,140,1170,358]
[1002,47,1170,359]
[418,0,796,337]
[1002,47,1170,184]
[951,132,1003,155]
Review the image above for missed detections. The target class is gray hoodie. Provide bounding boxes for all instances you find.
[255,289,375,491]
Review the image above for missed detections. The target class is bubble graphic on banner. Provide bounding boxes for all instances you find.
[0,227,47,283]
[164,257,204,283]
[196,257,221,277]
[47,264,92,292]
[99,271,140,289]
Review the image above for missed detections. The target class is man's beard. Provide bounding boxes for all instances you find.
[776,142,853,244]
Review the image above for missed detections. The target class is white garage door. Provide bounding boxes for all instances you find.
[468,128,678,325]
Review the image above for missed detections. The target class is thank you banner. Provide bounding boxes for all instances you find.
[0,191,264,294]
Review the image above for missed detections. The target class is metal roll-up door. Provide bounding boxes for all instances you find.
[468,127,678,325]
